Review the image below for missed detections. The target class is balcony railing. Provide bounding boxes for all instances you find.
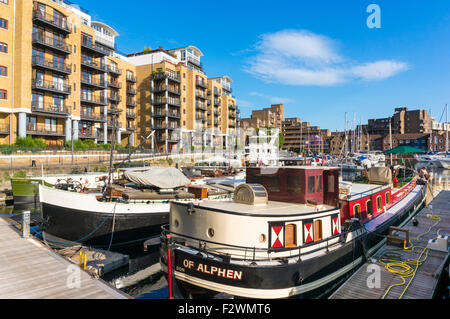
[32,56,72,74]
[31,101,70,116]
[152,109,181,118]
[187,56,202,68]
[79,130,99,139]
[33,10,72,34]
[107,65,122,75]
[27,124,65,136]
[154,122,179,130]
[32,79,71,95]
[196,80,208,89]
[32,33,71,54]
[126,99,137,107]
[196,103,207,111]
[108,81,122,89]
[127,124,136,131]
[126,75,137,83]
[126,111,136,118]
[108,94,122,103]
[153,98,181,107]
[152,71,181,83]
[196,91,208,99]
[80,94,107,105]
[81,59,108,72]
[81,77,107,88]
[214,98,221,106]
[0,124,10,134]
[157,133,180,143]
[81,39,109,56]
[127,87,137,95]
[80,112,105,122]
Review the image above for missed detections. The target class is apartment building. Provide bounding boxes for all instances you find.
[368,107,432,136]
[0,0,137,147]
[127,46,239,153]
[281,117,331,154]
[240,104,284,131]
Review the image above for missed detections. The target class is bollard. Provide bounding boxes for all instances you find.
[22,211,30,239]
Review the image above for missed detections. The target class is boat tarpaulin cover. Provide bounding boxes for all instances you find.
[367,167,392,185]
[124,167,190,189]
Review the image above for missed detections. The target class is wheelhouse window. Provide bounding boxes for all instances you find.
[308,176,315,194]
[287,176,301,193]
[316,176,323,193]
[376,196,383,212]
[248,174,262,185]
[353,204,361,219]
[267,176,280,192]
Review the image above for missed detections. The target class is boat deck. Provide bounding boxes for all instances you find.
[0,217,130,299]
[330,190,450,299]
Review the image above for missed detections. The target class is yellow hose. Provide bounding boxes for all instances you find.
[380,213,440,299]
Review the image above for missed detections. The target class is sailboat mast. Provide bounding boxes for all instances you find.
[389,118,393,166]
[446,104,448,157]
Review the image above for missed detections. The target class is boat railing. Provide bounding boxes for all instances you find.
[161,224,348,262]
[391,178,417,205]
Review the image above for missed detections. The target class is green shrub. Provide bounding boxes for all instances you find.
[12,170,26,178]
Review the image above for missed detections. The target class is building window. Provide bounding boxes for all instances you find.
[0,18,7,29]
[0,42,6,53]
[0,89,6,99]
[0,65,6,76]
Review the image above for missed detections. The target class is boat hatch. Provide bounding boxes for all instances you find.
[233,184,268,205]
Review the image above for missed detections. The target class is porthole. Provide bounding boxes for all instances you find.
[173,219,179,228]
[207,228,215,238]
[259,234,267,243]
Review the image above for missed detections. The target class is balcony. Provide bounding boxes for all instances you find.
[126,124,136,132]
[152,109,180,119]
[126,99,137,107]
[80,94,107,106]
[107,65,122,75]
[80,112,105,122]
[196,80,208,89]
[154,122,179,130]
[27,124,65,137]
[81,39,109,56]
[157,133,180,143]
[31,101,70,116]
[108,81,122,89]
[32,56,72,75]
[108,94,122,103]
[107,120,122,128]
[196,114,206,122]
[214,99,221,106]
[229,113,236,119]
[126,75,137,83]
[79,130,98,139]
[108,107,120,115]
[153,98,181,107]
[0,124,10,134]
[187,56,202,69]
[32,79,71,95]
[196,103,207,111]
[81,59,108,73]
[32,33,71,55]
[229,104,236,110]
[127,87,137,95]
[152,71,181,83]
[196,91,208,100]
[33,10,72,34]
[81,77,106,89]
[126,110,137,119]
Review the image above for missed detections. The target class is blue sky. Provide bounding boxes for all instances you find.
[74,0,450,131]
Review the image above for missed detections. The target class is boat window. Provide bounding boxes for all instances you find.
[267,176,280,192]
[386,192,391,205]
[328,175,335,192]
[316,176,323,193]
[366,200,373,218]
[308,176,315,194]
[248,175,262,184]
[287,176,301,193]
[353,204,361,219]
[377,196,383,212]
[285,224,297,248]
[314,220,323,242]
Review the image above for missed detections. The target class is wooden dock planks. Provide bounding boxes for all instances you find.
[0,218,130,299]
[330,190,450,299]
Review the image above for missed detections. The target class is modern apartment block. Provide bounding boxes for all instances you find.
[240,104,284,130]
[281,117,331,154]
[126,46,239,153]
[368,107,432,136]
[0,0,137,147]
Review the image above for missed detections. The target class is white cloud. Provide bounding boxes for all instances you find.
[249,92,294,104]
[245,29,409,86]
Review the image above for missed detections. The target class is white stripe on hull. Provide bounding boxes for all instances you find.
[171,257,363,299]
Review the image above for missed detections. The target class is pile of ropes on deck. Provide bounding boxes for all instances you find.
[376,181,449,299]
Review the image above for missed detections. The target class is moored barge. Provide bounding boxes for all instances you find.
[160,166,426,299]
